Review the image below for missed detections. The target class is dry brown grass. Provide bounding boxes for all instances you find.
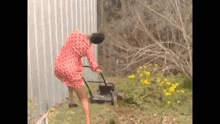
[98,0,192,81]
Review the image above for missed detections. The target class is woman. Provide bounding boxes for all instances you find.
[54,30,104,124]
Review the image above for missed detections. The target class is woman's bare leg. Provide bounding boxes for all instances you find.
[73,86,91,124]
[68,86,78,107]
[68,86,74,103]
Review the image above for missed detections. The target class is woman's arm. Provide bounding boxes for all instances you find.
[86,44,101,72]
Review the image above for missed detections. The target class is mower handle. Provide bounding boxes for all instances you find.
[83,65,107,86]
[83,65,91,68]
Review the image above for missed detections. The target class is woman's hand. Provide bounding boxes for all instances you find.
[96,69,102,73]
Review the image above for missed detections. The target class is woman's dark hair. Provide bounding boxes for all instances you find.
[90,33,105,44]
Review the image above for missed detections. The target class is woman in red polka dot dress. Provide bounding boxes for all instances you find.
[54,30,104,124]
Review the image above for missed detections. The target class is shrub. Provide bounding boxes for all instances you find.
[126,63,190,107]
[98,0,192,81]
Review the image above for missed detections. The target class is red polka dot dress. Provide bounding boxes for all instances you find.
[54,30,101,88]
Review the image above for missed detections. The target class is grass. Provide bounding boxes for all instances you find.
[28,98,39,124]
[47,76,192,124]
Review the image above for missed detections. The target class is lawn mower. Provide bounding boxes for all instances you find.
[82,65,118,105]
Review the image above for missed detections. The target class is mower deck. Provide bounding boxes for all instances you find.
[82,65,118,105]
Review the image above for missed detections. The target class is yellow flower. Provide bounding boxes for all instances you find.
[175,82,180,86]
[144,71,150,76]
[128,74,135,79]
[166,82,171,85]
[159,81,164,86]
[171,84,177,89]
[181,89,185,93]
[164,92,171,96]
[140,79,144,83]
[166,101,171,105]
[169,87,175,93]
[163,89,167,92]
[143,79,151,86]
[156,77,161,83]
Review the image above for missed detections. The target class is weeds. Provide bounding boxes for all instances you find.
[28,98,38,124]
[127,63,191,107]
[47,63,192,124]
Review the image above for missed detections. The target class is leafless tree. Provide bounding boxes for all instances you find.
[98,0,192,81]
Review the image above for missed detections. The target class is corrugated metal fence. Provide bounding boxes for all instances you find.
[28,0,98,118]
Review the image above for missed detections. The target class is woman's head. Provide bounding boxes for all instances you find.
[89,33,105,44]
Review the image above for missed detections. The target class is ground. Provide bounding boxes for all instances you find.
[47,77,192,124]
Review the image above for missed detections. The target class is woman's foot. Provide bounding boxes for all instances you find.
[69,102,78,108]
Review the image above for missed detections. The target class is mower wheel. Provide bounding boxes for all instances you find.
[89,97,93,103]
[111,92,117,105]
[86,92,93,103]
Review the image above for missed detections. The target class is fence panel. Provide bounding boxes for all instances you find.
[28,0,98,119]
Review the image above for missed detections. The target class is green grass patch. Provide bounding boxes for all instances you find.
[48,74,192,124]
